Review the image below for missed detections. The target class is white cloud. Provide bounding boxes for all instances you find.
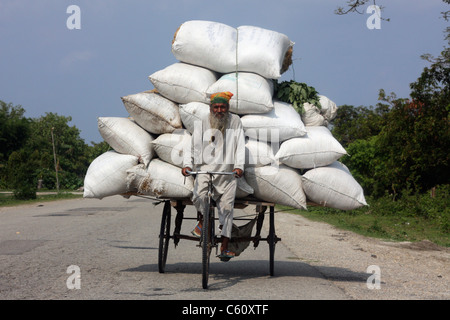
[60,50,96,70]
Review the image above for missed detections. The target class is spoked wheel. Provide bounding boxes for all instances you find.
[201,205,214,289]
[158,201,171,273]
[268,205,276,276]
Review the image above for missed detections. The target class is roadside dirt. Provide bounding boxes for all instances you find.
[265,209,449,300]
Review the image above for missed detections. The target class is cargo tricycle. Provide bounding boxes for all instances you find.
[156,170,280,289]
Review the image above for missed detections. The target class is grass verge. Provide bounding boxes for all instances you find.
[278,185,450,248]
[0,191,83,207]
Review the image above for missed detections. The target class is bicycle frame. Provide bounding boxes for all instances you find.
[157,169,279,289]
[186,170,235,288]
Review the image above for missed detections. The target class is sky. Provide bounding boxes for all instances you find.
[1,0,448,144]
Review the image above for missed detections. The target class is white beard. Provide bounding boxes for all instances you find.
[209,112,229,135]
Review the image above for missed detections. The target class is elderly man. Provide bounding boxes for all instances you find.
[182,91,246,260]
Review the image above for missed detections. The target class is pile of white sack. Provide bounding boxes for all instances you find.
[83,20,367,211]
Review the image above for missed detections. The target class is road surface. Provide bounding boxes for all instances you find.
[0,195,448,301]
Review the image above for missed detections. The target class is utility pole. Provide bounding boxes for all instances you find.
[51,127,60,193]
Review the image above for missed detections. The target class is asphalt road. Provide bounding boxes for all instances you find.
[2,195,448,302]
[0,195,349,300]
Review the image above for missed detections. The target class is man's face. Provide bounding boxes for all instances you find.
[210,103,229,119]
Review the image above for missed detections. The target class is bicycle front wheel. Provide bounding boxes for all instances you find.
[202,204,214,289]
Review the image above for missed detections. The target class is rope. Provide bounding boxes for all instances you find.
[235,27,239,112]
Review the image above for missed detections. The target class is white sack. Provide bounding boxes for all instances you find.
[245,165,307,210]
[127,159,194,199]
[149,62,217,104]
[179,102,210,134]
[245,138,276,168]
[121,91,182,134]
[83,151,138,199]
[150,130,255,198]
[302,161,368,210]
[318,95,338,122]
[302,102,326,127]
[172,20,235,75]
[301,96,338,127]
[151,129,191,167]
[207,72,274,114]
[241,100,306,142]
[235,177,254,199]
[276,126,347,169]
[97,117,155,166]
[172,20,293,79]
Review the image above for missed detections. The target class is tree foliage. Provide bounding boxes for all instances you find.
[332,0,450,198]
[0,101,30,164]
[0,103,101,198]
[334,49,449,198]
[332,102,389,148]
[24,112,90,189]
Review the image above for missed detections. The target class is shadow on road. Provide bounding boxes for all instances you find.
[121,259,368,291]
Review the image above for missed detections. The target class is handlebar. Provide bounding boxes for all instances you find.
[186,170,236,176]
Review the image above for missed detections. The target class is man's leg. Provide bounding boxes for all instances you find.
[191,173,210,236]
[215,178,237,255]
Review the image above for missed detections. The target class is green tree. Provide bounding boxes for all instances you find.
[375,50,449,195]
[332,103,389,148]
[86,140,111,163]
[334,0,450,198]
[0,101,31,188]
[340,136,384,197]
[0,100,112,197]
[24,112,89,190]
[339,70,449,198]
[0,101,31,162]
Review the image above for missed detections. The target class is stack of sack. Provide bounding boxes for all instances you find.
[83,20,367,211]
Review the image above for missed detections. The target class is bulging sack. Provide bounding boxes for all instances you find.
[301,95,338,127]
[172,20,294,79]
[97,117,155,166]
[276,126,347,169]
[236,25,293,79]
[127,159,194,199]
[318,95,338,123]
[121,91,182,134]
[245,165,307,210]
[151,129,191,168]
[241,100,306,142]
[207,72,274,114]
[245,138,277,168]
[301,102,326,127]
[149,62,217,104]
[179,102,210,134]
[83,151,138,199]
[235,177,254,199]
[302,161,368,210]
[172,20,236,75]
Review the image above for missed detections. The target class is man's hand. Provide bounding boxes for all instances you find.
[181,167,192,176]
[232,168,243,178]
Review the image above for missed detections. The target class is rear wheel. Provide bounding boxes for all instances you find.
[268,205,275,276]
[158,201,171,273]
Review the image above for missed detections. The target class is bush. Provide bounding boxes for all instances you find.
[7,149,39,200]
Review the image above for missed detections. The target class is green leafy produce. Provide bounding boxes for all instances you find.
[275,80,321,114]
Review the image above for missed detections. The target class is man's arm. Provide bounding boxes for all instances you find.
[233,117,246,177]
